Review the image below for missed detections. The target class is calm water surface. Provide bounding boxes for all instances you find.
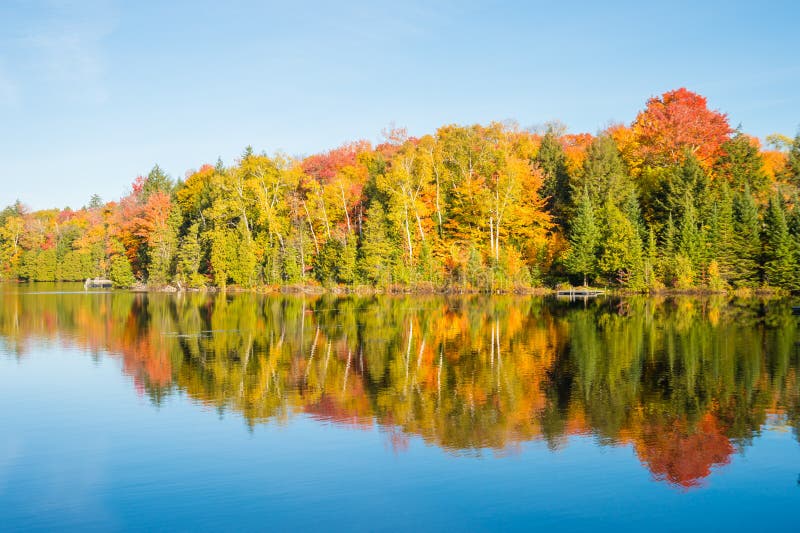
[1,283,799,531]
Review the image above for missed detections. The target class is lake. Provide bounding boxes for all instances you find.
[1,283,799,531]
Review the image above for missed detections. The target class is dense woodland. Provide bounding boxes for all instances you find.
[2,88,800,292]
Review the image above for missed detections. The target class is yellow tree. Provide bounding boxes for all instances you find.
[379,139,436,267]
[0,213,24,279]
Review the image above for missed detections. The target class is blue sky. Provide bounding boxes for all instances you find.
[1,0,798,210]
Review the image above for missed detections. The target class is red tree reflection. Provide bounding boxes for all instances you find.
[635,413,734,489]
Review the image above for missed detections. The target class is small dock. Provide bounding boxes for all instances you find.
[85,278,113,289]
[556,288,605,298]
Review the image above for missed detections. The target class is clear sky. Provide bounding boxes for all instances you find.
[1,0,798,210]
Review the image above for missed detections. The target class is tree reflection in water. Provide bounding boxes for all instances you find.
[2,288,799,489]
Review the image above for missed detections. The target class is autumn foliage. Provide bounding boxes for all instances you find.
[624,88,733,171]
[1,88,799,292]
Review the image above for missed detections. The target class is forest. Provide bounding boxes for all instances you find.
[1,88,799,292]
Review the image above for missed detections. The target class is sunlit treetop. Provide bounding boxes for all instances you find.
[625,88,733,173]
[301,140,373,183]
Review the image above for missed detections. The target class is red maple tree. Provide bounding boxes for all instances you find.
[631,88,732,169]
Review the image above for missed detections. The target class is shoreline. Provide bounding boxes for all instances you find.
[135,282,792,298]
[2,280,792,298]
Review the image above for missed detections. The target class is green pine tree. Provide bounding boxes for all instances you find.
[762,195,797,289]
[34,249,57,281]
[141,164,174,201]
[659,214,678,286]
[88,194,104,209]
[654,154,709,224]
[787,130,800,186]
[598,195,644,288]
[535,131,571,225]
[359,203,394,286]
[573,134,637,215]
[714,132,768,193]
[564,187,600,286]
[147,203,181,285]
[643,225,659,289]
[281,245,302,284]
[58,251,84,281]
[314,239,342,285]
[733,185,762,287]
[338,232,358,284]
[230,221,258,287]
[176,222,204,287]
[707,183,737,282]
[788,199,800,286]
[417,239,441,284]
[678,193,703,270]
[109,255,136,288]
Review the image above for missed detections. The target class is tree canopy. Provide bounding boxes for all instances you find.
[2,88,799,292]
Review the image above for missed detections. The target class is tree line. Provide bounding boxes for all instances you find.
[1,88,799,292]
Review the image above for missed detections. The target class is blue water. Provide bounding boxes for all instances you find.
[1,287,799,531]
[3,345,797,532]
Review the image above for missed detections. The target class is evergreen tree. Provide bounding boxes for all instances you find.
[359,203,394,286]
[573,134,637,217]
[55,226,80,262]
[678,193,703,270]
[564,187,600,286]
[622,190,646,240]
[17,250,35,280]
[598,195,644,288]
[788,199,800,284]
[673,253,695,289]
[281,246,302,284]
[788,196,800,237]
[230,221,258,287]
[214,157,225,174]
[109,255,136,288]
[762,195,797,289]
[787,130,800,186]
[209,227,233,289]
[338,232,358,284]
[263,242,282,285]
[141,164,174,201]
[176,222,203,287]
[654,154,709,223]
[732,186,762,287]
[707,183,737,282]
[535,131,571,225]
[34,249,57,281]
[88,194,103,209]
[643,225,658,289]
[147,203,181,284]
[58,251,86,281]
[659,214,678,285]
[314,239,342,285]
[417,239,441,284]
[714,132,768,192]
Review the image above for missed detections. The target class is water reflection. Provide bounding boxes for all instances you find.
[1,286,799,489]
